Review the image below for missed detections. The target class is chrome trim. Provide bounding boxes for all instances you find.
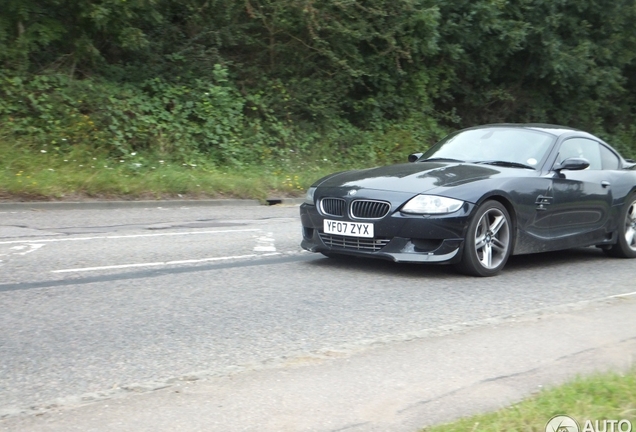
[320,198,346,217]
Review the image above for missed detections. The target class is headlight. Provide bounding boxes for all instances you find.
[401,195,463,214]
[304,187,317,205]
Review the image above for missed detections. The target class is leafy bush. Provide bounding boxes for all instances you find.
[1,0,636,170]
[0,66,260,164]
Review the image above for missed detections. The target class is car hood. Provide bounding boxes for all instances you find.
[315,162,516,194]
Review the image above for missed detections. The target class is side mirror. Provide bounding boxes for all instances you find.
[554,157,590,172]
[408,153,423,163]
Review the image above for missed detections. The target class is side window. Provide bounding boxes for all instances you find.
[599,145,620,170]
[557,138,602,170]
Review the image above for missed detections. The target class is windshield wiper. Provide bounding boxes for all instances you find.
[421,157,465,163]
[474,160,535,170]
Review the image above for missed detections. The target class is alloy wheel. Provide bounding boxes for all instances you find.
[474,208,510,269]
[625,199,636,252]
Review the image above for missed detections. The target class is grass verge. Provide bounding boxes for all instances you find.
[422,368,636,431]
[0,140,342,201]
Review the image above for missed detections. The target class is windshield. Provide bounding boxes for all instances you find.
[421,127,556,169]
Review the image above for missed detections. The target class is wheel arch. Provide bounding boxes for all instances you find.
[605,191,636,258]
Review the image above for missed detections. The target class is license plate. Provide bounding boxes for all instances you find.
[323,219,374,238]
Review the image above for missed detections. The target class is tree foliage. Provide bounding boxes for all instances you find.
[1,0,636,163]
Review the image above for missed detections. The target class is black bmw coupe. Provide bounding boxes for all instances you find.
[300,124,636,276]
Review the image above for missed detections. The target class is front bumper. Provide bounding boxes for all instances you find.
[300,201,474,264]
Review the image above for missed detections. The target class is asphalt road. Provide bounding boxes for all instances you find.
[1,203,635,429]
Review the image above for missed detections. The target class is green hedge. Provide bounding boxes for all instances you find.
[1,0,636,163]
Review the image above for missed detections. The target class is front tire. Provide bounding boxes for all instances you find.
[455,200,512,277]
[605,194,636,258]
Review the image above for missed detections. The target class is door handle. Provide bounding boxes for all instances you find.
[601,181,611,188]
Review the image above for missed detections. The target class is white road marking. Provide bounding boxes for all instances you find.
[51,253,281,273]
[11,244,45,255]
[253,232,276,252]
[609,291,636,298]
[0,229,261,245]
